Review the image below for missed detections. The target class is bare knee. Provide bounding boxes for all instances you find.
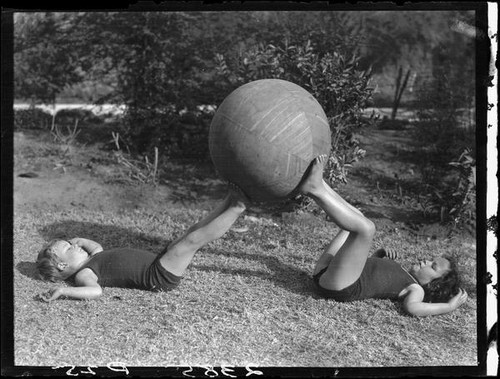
[359,218,376,238]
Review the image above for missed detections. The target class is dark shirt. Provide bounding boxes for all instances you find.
[313,257,417,301]
[82,248,181,291]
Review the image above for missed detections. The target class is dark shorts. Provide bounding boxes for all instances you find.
[312,267,363,302]
[146,257,182,292]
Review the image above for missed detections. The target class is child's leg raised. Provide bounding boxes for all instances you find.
[312,180,372,275]
[299,155,375,290]
[312,229,349,275]
[159,186,247,276]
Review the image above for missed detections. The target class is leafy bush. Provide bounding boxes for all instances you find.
[84,13,215,159]
[414,149,476,228]
[447,149,476,225]
[214,39,374,186]
[15,13,89,105]
[14,108,53,130]
[121,107,178,155]
[121,107,212,161]
[55,108,103,126]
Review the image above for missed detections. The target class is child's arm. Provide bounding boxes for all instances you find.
[39,268,102,302]
[69,238,103,256]
[401,284,468,317]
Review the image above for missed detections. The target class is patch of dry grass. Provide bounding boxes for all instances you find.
[13,203,478,369]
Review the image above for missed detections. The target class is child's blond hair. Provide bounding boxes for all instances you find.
[36,239,67,282]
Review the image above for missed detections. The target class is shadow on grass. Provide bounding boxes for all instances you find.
[16,261,39,280]
[362,204,430,225]
[191,249,319,297]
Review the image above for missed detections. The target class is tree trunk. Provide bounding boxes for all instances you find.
[391,66,411,120]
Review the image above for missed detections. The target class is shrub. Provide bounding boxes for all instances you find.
[100,13,209,158]
[447,149,476,226]
[121,107,179,156]
[119,106,211,161]
[14,108,53,130]
[415,148,476,228]
[55,108,103,126]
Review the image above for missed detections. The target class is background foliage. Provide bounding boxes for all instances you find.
[13,10,477,225]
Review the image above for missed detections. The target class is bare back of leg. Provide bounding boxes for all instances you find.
[299,156,375,290]
[312,229,349,275]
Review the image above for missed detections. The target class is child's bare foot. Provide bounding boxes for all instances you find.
[298,155,328,196]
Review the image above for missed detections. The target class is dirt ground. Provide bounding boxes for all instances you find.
[13,125,464,242]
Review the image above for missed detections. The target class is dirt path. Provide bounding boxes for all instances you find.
[13,130,175,213]
[338,128,422,221]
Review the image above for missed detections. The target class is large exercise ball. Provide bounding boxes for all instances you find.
[209,79,331,202]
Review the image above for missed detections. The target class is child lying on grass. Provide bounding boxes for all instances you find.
[299,155,468,317]
[37,185,248,302]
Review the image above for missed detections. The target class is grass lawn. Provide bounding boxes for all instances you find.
[11,127,479,371]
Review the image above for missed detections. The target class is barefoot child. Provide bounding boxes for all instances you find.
[36,186,247,301]
[298,155,468,317]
